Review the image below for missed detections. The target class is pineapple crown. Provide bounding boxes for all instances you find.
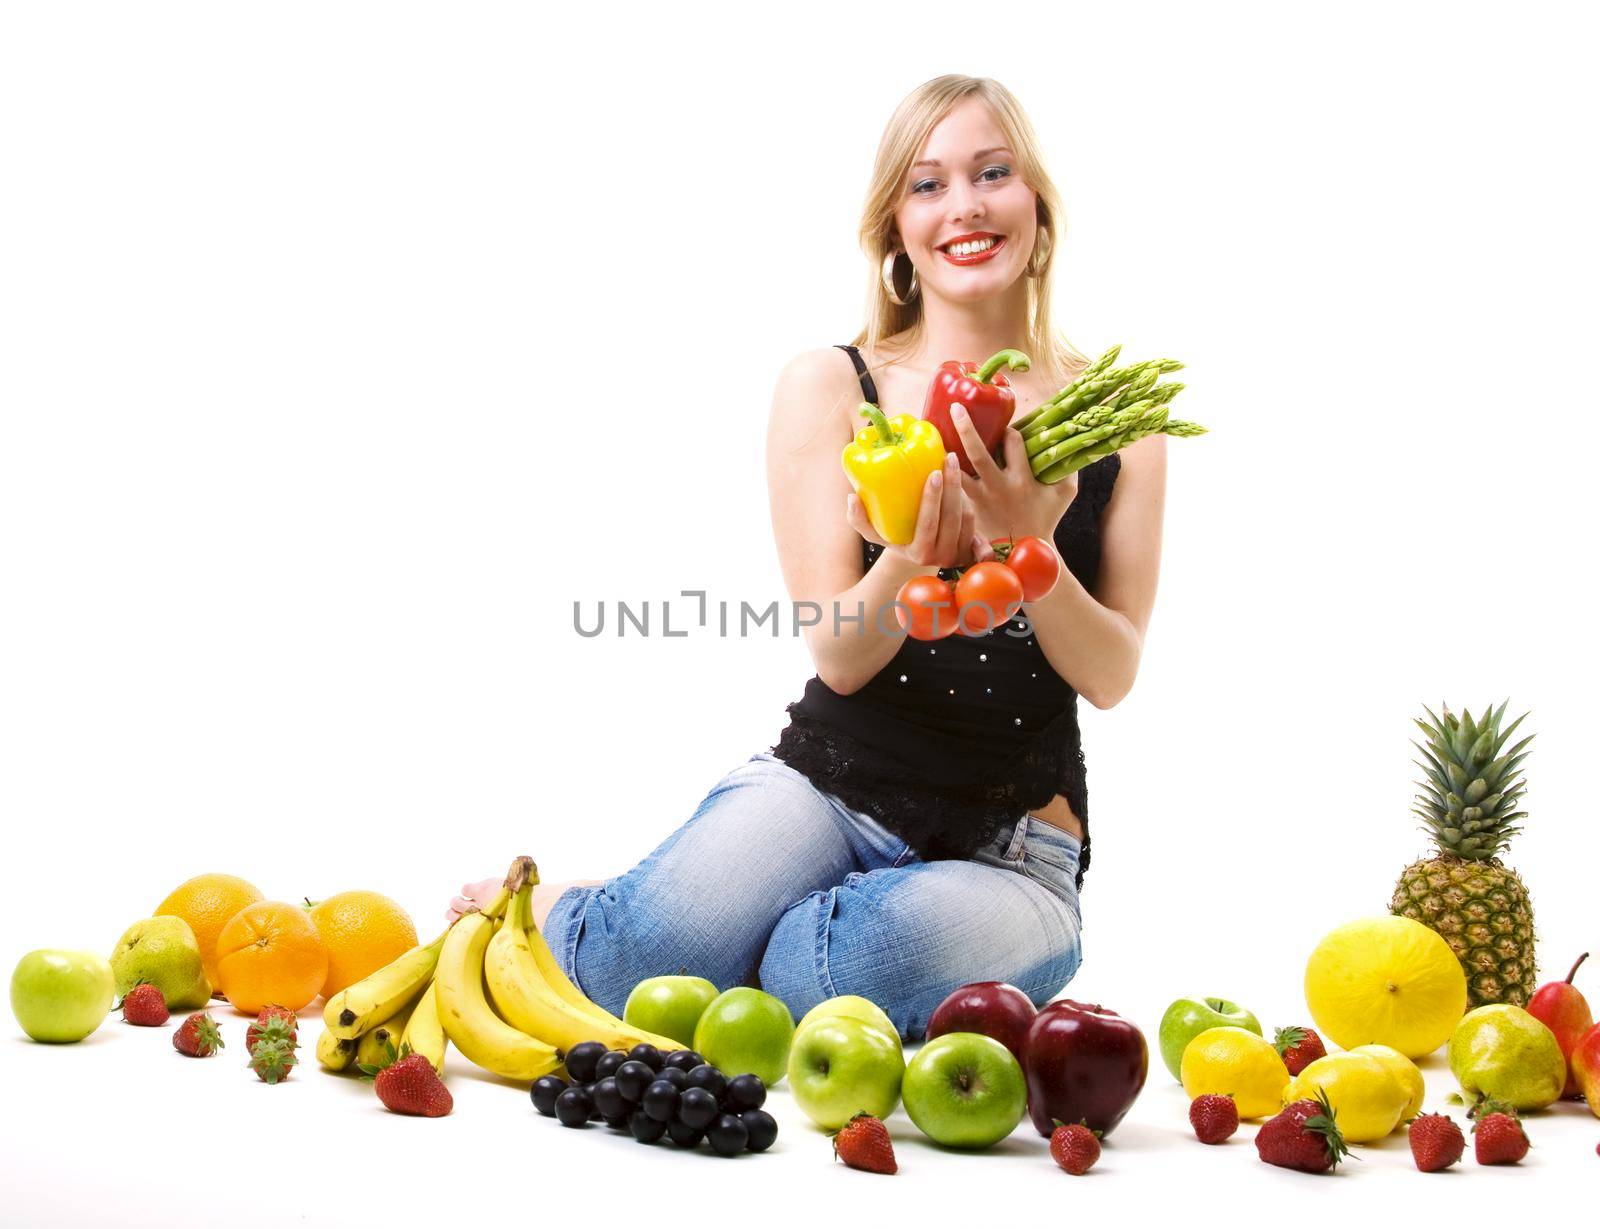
[1412,700,1533,862]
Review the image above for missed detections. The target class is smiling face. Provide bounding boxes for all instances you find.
[892,97,1038,304]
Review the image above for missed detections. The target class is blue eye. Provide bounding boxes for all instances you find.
[910,165,1011,196]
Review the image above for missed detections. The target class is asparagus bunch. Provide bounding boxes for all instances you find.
[1018,344,1206,483]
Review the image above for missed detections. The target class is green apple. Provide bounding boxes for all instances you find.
[693,987,794,1086]
[1158,997,1261,1081]
[109,916,211,1010]
[11,949,115,1043]
[624,975,719,1048]
[1448,1004,1566,1111]
[796,994,898,1043]
[787,1015,905,1129]
[901,1032,1027,1149]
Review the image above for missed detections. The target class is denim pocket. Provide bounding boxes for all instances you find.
[1018,852,1077,906]
[965,822,1025,879]
[1015,819,1081,907]
[1023,847,1077,874]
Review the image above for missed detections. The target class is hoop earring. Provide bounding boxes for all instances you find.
[881,249,919,306]
[1026,230,1053,278]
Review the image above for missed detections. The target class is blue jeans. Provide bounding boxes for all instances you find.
[541,750,1084,1040]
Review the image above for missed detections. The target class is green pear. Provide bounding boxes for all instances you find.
[1447,1004,1566,1111]
[109,916,211,1010]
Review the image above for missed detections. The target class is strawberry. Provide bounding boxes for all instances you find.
[1472,1102,1528,1166]
[1050,1123,1100,1174]
[1255,1090,1351,1173]
[1273,1025,1326,1077]
[374,1052,453,1118]
[1189,1093,1239,1144]
[248,1035,298,1084]
[121,984,169,1027]
[832,1113,896,1175]
[245,1006,298,1051]
[1408,1112,1465,1171]
[173,1012,224,1057]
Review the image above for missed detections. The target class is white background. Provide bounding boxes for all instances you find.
[3,1,1598,1223]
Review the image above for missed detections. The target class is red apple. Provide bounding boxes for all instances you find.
[1528,952,1592,1098]
[926,981,1037,1061]
[1022,998,1148,1138]
[1570,1020,1600,1118]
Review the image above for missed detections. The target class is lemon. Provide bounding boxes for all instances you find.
[1283,1052,1408,1142]
[1350,1043,1425,1122]
[1304,917,1467,1057]
[1180,1026,1290,1120]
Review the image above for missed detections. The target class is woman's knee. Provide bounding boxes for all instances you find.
[758,876,943,1037]
[756,886,837,1028]
[821,884,974,1039]
[759,868,1084,1040]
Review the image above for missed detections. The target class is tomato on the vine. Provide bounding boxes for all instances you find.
[953,562,1024,636]
[991,535,1062,603]
[894,574,960,641]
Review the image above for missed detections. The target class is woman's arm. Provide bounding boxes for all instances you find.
[1024,433,1167,709]
[765,350,975,696]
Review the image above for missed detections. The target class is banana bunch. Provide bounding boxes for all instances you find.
[318,929,448,1075]
[319,856,678,1084]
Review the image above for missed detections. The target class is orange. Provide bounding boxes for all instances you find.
[307,890,419,999]
[214,901,329,1014]
[154,873,264,987]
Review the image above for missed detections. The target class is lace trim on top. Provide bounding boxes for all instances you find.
[772,703,1091,888]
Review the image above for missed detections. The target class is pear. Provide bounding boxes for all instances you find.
[109,916,212,1010]
[1447,1004,1566,1111]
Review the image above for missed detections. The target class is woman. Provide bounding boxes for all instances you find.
[451,75,1165,1040]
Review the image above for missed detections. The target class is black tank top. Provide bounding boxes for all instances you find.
[770,344,1120,888]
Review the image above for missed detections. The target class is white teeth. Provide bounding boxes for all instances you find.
[947,237,998,256]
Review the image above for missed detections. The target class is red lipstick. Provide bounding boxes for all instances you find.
[938,232,1005,266]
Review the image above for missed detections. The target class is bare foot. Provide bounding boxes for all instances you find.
[532,878,602,930]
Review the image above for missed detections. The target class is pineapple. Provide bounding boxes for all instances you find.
[1390,702,1537,1008]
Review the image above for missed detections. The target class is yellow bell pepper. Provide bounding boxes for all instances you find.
[840,402,947,546]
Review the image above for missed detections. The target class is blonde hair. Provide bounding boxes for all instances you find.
[850,75,1087,391]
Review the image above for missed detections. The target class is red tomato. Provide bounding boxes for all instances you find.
[954,562,1025,636]
[1002,535,1062,602]
[894,575,959,641]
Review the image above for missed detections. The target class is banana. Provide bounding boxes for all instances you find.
[355,994,419,1070]
[435,883,564,1081]
[485,884,649,1052]
[518,872,685,1053]
[401,978,447,1075]
[322,932,447,1040]
[316,1027,359,1072]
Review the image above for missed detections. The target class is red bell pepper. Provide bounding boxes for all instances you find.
[922,348,1031,475]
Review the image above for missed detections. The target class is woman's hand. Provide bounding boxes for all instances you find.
[845,450,993,569]
[445,877,500,924]
[948,403,1079,542]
